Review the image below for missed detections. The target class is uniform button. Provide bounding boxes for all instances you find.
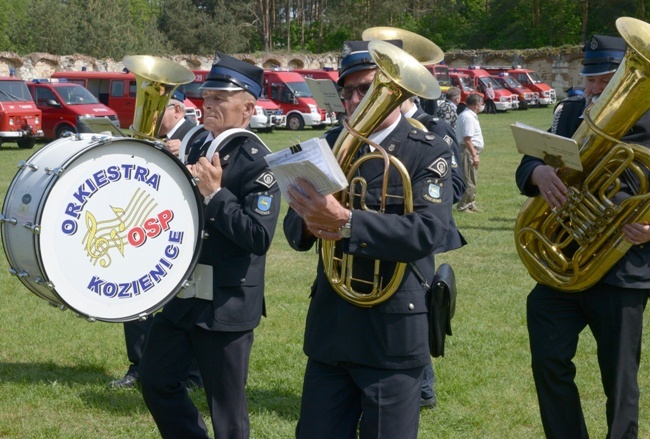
[360,242,368,248]
[240,278,246,282]
[210,218,215,221]
[425,134,435,140]
[408,303,414,310]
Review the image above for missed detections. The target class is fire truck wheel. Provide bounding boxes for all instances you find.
[17,137,35,149]
[56,124,75,139]
[287,114,305,131]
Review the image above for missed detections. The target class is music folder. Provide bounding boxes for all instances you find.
[511,122,583,171]
[304,78,346,113]
[264,137,348,201]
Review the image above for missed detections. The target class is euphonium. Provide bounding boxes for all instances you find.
[321,31,443,307]
[122,55,195,140]
[515,16,650,292]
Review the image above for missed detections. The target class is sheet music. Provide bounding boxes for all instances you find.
[264,137,348,200]
[511,122,583,171]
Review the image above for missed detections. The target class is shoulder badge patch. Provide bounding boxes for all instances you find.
[443,135,453,146]
[422,178,443,204]
[255,171,276,188]
[253,192,274,215]
[427,157,449,178]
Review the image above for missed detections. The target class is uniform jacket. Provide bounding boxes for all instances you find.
[412,107,467,253]
[162,130,281,331]
[284,117,454,369]
[515,96,650,288]
[168,118,196,142]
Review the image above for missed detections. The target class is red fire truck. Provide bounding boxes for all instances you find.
[490,74,539,109]
[0,77,43,148]
[263,70,333,130]
[484,66,556,107]
[449,71,483,104]
[454,67,518,111]
[51,70,200,129]
[27,79,119,139]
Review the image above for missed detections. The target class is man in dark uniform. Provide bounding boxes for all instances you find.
[516,34,650,438]
[139,53,280,439]
[108,89,202,390]
[284,40,454,438]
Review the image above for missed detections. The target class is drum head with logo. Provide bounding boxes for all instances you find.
[3,136,203,322]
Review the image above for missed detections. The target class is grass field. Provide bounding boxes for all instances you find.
[1,107,649,438]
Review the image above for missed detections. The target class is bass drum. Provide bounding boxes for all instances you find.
[1,134,204,322]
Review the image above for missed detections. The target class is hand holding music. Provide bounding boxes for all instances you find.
[531,164,568,209]
[287,178,350,241]
[187,154,223,197]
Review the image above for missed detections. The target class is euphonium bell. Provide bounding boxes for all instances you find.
[322,32,443,307]
[514,16,650,292]
[123,55,195,140]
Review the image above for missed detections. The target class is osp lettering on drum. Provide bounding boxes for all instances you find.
[86,229,185,299]
[61,163,161,235]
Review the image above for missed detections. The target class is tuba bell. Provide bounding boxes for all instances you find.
[514,16,650,292]
[321,30,443,307]
[122,55,196,140]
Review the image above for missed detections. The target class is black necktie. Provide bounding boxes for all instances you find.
[187,140,210,164]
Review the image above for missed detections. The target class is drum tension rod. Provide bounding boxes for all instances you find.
[8,268,28,278]
[23,223,41,235]
[0,214,17,225]
[17,161,38,171]
[45,167,64,176]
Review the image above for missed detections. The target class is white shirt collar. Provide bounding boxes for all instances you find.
[165,118,186,138]
[403,105,417,119]
[368,115,402,147]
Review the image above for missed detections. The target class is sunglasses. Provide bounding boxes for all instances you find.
[341,82,372,100]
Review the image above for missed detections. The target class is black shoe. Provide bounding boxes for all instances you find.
[420,396,437,409]
[108,374,138,389]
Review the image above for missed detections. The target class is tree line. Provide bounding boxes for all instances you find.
[1,0,648,61]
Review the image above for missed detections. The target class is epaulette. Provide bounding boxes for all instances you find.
[407,128,438,144]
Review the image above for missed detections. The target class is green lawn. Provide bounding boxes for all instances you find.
[1,107,648,438]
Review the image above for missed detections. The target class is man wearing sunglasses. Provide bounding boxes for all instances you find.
[284,39,454,439]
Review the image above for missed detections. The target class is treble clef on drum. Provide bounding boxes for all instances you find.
[82,188,158,267]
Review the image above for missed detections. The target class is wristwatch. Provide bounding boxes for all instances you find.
[338,211,352,238]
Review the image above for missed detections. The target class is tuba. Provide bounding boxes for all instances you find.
[321,29,443,307]
[514,16,650,292]
[122,55,196,140]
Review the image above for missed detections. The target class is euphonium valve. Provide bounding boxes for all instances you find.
[123,55,195,140]
[322,33,442,307]
[514,16,650,292]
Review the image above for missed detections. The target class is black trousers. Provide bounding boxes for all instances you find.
[527,282,648,439]
[123,319,153,377]
[296,359,424,439]
[123,319,203,386]
[140,312,254,439]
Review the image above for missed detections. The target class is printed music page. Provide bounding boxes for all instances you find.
[511,122,583,171]
[264,137,348,200]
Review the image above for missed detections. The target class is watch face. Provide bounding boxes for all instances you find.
[339,227,351,238]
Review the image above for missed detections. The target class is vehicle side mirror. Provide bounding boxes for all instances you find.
[45,99,61,107]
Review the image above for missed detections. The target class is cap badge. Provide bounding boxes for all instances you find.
[341,42,352,59]
[591,39,598,50]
